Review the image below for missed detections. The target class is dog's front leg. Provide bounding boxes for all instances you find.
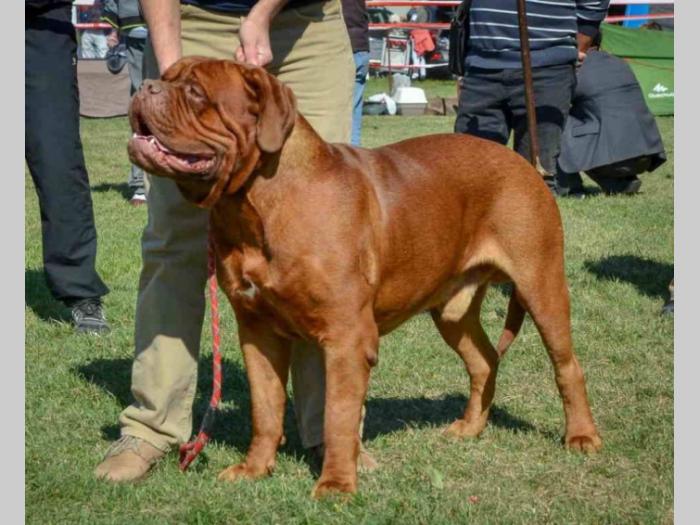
[312,310,378,498]
[218,314,291,483]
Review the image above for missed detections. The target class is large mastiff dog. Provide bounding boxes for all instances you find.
[128,57,602,497]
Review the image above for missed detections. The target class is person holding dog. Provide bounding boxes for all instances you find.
[95,0,376,482]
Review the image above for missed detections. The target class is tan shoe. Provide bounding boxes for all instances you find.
[94,435,166,482]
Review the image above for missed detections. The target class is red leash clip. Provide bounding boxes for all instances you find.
[179,406,217,470]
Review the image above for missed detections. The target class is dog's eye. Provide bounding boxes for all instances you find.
[186,82,207,102]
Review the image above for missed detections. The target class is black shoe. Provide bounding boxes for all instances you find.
[556,171,586,198]
[593,175,642,195]
[606,177,641,195]
[70,298,110,334]
[549,179,587,199]
[559,186,588,200]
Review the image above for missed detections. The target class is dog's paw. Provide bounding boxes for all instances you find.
[217,463,267,483]
[443,419,485,439]
[311,478,356,500]
[565,433,603,453]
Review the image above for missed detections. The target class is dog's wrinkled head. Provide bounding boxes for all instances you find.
[128,57,297,206]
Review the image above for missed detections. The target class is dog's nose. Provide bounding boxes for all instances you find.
[142,80,162,95]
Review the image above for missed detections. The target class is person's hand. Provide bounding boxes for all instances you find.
[576,32,593,55]
[235,16,273,66]
[576,32,593,67]
[107,30,119,49]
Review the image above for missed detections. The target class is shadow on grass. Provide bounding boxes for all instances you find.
[363,395,537,441]
[584,255,673,299]
[91,182,132,201]
[25,268,70,322]
[76,355,314,470]
[77,354,546,474]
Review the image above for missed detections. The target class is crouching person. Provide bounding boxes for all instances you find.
[557,30,667,196]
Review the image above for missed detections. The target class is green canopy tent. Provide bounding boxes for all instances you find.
[600,23,674,116]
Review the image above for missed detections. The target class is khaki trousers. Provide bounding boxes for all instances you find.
[119,0,354,452]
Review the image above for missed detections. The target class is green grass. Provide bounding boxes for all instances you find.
[365,76,460,100]
[26,100,673,524]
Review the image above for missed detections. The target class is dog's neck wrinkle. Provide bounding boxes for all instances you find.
[211,193,266,253]
[212,114,333,248]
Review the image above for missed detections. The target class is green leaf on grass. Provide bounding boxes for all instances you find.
[428,467,444,490]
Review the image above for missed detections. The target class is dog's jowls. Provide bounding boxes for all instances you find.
[128,57,602,498]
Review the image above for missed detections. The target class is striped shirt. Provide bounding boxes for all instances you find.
[466,0,610,69]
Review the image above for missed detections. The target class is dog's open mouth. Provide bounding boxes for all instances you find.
[129,131,217,175]
[130,132,216,173]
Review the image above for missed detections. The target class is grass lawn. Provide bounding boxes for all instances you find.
[25,92,673,524]
[365,76,460,100]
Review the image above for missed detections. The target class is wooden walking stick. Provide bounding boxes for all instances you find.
[515,0,548,177]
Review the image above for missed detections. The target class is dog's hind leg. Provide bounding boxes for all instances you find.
[431,283,499,439]
[495,288,526,358]
[513,265,602,453]
[218,315,291,483]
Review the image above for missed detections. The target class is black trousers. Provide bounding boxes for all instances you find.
[454,64,576,183]
[25,2,109,305]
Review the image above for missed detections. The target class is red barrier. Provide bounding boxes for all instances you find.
[74,23,112,29]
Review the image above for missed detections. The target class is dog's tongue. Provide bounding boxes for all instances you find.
[132,133,210,166]
[133,133,173,154]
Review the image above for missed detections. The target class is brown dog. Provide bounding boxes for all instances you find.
[128,57,602,497]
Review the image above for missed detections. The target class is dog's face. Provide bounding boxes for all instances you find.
[127,57,297,206]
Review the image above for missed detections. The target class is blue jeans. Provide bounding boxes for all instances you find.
[351,51,370,146]
[126,36,147,193]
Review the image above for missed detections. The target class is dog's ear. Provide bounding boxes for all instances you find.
[241,65,297,153]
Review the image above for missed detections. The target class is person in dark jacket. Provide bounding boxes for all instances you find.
[341,0,370,145]
[25,0,110,333]
[454,0,610,196]
[102,0,149,205]
[557,31,666,195]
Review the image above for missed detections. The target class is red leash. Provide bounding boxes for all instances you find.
[178,233,222,471]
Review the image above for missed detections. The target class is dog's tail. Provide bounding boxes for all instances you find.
[495,289,526,359]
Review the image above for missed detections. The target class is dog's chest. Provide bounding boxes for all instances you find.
[217,246,268,303]
[216,248,311,339]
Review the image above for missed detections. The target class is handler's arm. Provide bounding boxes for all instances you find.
[236,0,290,66]
[140,0,182,75]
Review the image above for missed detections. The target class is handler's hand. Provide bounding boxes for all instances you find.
[576,32,593,67]
[576,32,593,55]
[235,17,273,67]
